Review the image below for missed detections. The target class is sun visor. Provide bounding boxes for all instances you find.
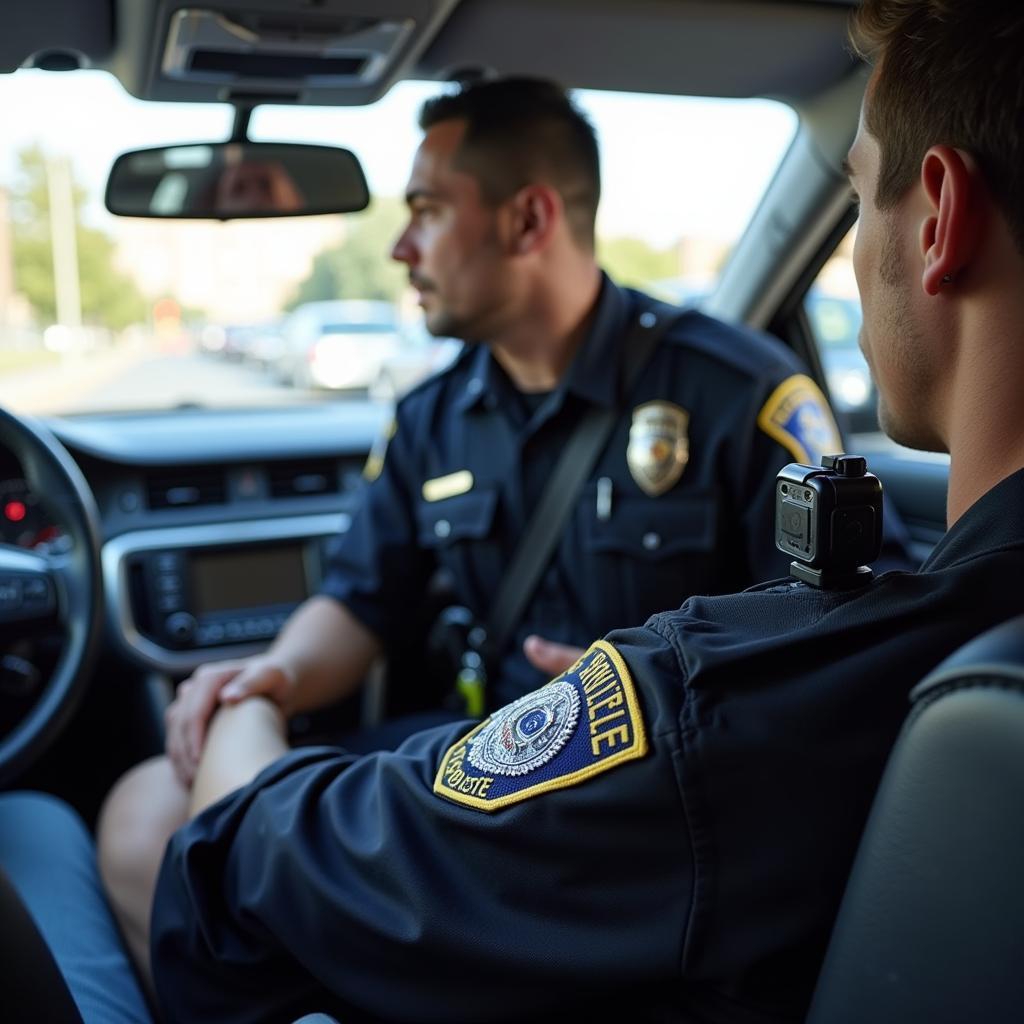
[0,0,113,74]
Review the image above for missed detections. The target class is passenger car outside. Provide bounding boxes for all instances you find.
[273,299,400,391]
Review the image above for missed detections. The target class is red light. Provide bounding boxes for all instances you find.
[4,501,26,523]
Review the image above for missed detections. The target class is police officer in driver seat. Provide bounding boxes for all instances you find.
[95,76,848,979]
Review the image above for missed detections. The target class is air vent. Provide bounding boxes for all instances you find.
[146,468,227,510]
[269,460,338,499]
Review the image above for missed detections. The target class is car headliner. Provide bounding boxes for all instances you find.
[4,0,859,105]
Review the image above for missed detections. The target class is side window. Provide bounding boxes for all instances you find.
[804,225,879,439]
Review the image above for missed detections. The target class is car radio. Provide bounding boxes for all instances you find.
[132,538,325,650]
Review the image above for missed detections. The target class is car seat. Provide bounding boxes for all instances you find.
[806,613,1024,1023]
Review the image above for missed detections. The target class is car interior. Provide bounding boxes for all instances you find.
[1,0,1015,1018]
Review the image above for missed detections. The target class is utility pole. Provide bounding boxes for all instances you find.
[45,155,82,332]
[0,187,13,331]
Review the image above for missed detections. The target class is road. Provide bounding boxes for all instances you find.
[0,337,381,416]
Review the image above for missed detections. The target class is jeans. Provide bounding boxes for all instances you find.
[0,791,154,1024]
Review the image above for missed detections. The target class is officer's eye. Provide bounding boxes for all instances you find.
[411,200,440,221]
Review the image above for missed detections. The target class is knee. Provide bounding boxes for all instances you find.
[97,756,189,892]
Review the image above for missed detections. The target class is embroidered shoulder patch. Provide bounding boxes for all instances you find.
[757,374,843,465]
[433,640,648,812]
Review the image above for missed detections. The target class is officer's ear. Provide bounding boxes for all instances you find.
[501,183,562,257]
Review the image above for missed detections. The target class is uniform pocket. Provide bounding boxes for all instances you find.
[581,491,717,561]
[416,488,499,548]
[577,489,721,632]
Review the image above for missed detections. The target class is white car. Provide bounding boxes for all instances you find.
[276,300,400,392]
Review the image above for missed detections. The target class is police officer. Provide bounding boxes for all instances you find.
[97,77,844,974]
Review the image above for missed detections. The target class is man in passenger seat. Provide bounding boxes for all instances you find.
[96,76,854,977]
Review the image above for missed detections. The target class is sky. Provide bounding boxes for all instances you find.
[1,68,797,249]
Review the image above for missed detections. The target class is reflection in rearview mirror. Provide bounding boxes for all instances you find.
[104,141,370,220]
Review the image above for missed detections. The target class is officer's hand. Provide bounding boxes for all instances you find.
[523,635,587,678]
[165,656,296,787]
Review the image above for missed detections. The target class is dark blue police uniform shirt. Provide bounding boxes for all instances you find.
[320,274,841,709]
[151,467,1024,1024]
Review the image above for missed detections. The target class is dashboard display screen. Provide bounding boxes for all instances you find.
[192,544,308,614]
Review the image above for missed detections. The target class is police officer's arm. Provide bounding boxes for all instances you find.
[216,595,382,714]
[166,596,381,785]
[151,630,692,1024]
[221,398,435,719]
[167,403,428,786]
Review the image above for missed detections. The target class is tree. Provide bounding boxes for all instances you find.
[286,196,407,308]
[287,198,684,307]
[9,145,148,331]
[597,235,680,290]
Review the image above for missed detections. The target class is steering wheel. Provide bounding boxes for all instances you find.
[0,407,102,785]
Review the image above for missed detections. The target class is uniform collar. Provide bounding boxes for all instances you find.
[453,273,630,416]
[923,466,1024,571]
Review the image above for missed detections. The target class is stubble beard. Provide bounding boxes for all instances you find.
[872,229,945,452]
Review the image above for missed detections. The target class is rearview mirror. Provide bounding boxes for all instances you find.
[104,141,370,220]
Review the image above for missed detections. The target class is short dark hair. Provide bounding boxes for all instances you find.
[419,77,601,249]
[850,0,1024,256]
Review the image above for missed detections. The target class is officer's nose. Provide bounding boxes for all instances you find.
[391,224,417,266]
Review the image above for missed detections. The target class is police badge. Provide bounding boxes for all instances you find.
[627,401,690,496]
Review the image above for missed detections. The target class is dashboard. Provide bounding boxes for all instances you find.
[14,402,389,676]
[0,475,67,552]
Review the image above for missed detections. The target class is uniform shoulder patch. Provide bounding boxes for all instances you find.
[757,374,843,465]
[433,640,648,812]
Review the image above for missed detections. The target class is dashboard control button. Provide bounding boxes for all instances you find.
[164,612,197,643]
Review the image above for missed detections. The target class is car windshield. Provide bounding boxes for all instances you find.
[323,324,394,334]
[0,69,797,416]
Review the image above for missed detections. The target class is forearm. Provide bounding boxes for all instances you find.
[189,698,289,815]
[269,594,382,713]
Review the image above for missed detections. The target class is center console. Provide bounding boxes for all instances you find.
[101,512,349,673]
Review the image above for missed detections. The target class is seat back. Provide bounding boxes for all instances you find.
[806,614,1024,1024]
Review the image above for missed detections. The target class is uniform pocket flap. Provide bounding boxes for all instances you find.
[416,487,499,547]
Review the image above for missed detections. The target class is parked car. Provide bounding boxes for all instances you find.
[369,318,462,401]
[275,300,401,392]
[244,316,288,371]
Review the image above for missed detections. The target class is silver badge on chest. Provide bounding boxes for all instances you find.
[627,401,690,496]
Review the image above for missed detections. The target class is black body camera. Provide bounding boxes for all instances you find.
[775,454,883,589]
